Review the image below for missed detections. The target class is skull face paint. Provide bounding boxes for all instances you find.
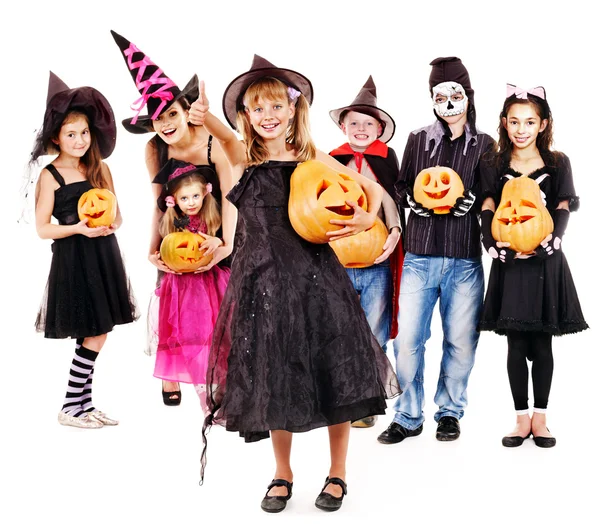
[432,82,467,118]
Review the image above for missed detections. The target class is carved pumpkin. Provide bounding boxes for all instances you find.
[330,217,389,268]
[289,160,368,244]
[492,176,554,253]
[160,231,213,273]
[413,166,464,214]
[77,188,117,227]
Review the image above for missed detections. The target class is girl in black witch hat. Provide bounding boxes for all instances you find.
[111,30,237,406]
[31,72,138,429]
[190,55,399,512]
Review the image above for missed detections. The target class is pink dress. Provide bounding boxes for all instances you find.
[152,217,230,384]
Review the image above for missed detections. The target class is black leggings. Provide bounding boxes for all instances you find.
[506,331,553,411]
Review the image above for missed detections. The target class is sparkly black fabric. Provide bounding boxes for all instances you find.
[204,161,400,442]
[35,165,138,339]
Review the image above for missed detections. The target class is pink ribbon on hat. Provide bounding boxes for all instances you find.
[168,164,197,181]
[506,84,546,100]
[165,196,176,208]
[124,43,177,124]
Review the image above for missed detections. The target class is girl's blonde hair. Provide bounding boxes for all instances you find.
[235,77,316,166]
[159,174,221,237]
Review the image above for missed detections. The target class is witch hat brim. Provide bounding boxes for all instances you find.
[121,74,199,134]
[41,72,117,159]
[222,55,314,130]
[329,76,395,144]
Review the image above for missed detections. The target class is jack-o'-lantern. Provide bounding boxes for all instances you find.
[160,231,213,273]
[413,166,464,214]
[289,160,368,244]
[77,188,117,227]
[330,217,389,268]
[492,176,554,253]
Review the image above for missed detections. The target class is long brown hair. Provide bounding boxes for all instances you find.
[496,95,557,168]
[49,110,107,188]
[159,173,221,237]
[235,77,316,166]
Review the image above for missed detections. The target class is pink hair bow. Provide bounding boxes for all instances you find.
[506,84,546,100]
[205,183,213,194]
[287,86,301,101]
[165,196,176,208]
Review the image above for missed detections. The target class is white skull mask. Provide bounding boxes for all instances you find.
[432,81,468,118]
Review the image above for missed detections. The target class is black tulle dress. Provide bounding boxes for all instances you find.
[35,165,138,339]
[478,155,588,336]
[204,161,400,443]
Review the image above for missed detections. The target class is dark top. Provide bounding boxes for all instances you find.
[394,121,495,258]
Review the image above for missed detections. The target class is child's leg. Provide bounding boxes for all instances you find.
[505,331,532,437]
[323,422,350,497]
[79,334,108,413]
[266,430,293,497]
[530,332,554,438]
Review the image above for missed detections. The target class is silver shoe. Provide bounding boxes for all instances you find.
[88,410,119,426]
[58,412,103,429]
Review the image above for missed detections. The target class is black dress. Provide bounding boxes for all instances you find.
[478,154,588,336]
[205,161,400,442]
[36,165,138,339]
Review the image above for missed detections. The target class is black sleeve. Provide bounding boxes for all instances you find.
[555,153,580,211]
[479,150,501,207]
[394,133,415,208]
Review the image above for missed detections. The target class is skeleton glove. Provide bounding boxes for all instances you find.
[407,192,431,218]
[535,208,570,259]
[451,189,476,217]
[480,209,516,263]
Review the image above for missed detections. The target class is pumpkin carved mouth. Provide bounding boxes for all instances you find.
[498,215,534,225]
[423,188,450,200]
[88,211,105,219]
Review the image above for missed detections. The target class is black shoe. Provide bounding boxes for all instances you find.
[260,479,293,513]
[377,422,423,444]
[162,382,181,406]
[315,477,347,512]
[533,428,556,448]
[502,432,532,447]
[436,416,460,441]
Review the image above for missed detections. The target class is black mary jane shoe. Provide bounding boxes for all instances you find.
[533,428,556,448]
[162,383,182,406]
[436,416,460,441]
[315,477,347,512]
[260,479,293,513]
[502,432,532,448]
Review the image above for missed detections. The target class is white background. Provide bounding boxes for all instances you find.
[2,1,598,523]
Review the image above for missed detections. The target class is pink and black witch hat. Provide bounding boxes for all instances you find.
[111,30,199,134]
[329,76,396,144]
[31,71,117,161]
[222,54,314,130]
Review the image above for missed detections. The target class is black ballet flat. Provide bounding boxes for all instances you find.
[533,428,556,448]
[502,432,532,448]
[315,477,347,512]
[261,479,293,513]
[162,384,181,406]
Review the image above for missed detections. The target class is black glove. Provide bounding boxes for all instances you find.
[406,192,431,218]
[480,209,516,263]
[451,189,476,217]
[535,208,570,259]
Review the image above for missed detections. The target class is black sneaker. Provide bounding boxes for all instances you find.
[436,416,460,441]
[377,422,423,444]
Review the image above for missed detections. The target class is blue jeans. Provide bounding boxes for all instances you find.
[346,261,392,349]
[392,253,484,429]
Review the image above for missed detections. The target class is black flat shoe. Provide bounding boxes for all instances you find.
[260,479,293,513]
[502,432,532,447]
[377,422,423,444]
[533,428,556,448]
[436,416,460,441]
[162,383,181,406]
[315,477,347,512]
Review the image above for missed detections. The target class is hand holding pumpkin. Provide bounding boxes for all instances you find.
[326,201,376,241]
[200,235,223,257]
[148,251,180,274]
[74,218,109,238]
[374,227,400,264]
[188,80,209,126]
[193,243,233,273]
[450,189,476,217]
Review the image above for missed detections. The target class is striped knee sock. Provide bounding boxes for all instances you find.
[61,344,99,417]
[81,367,96,413]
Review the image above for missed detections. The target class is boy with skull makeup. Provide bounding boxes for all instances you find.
[379,57,495,444]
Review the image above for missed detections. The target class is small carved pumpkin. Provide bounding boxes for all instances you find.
[492,176,554,253]
[329,217,389,268]
[160,231,213,273]
[77,188,117,227]
[413,166,464,214]
[289,160,368,244]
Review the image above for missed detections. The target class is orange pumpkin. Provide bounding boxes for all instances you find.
[160,231,213,273]
[413,166,464,214]
[492,176,554,253]
[329,217,389,268]
[77,188,117,227]
[289,160,368,244]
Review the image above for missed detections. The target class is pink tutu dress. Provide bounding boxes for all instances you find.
[151,218,230,384]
